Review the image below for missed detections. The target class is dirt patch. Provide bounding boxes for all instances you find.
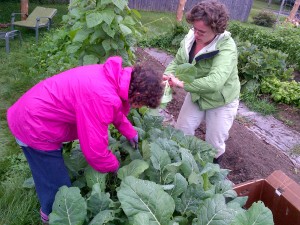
[136,47,300,185]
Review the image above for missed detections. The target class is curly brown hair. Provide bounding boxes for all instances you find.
[128,65,164,108]
[186,0,229,34]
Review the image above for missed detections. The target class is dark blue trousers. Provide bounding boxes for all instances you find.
[21,146,71,216]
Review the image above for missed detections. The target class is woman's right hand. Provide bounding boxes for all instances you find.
[163,74,175,81]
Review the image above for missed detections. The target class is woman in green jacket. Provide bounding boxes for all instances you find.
[164,0,240,164]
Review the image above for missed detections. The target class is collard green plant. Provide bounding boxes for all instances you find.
[175,63,197,83]
[48,109,274,224]
[49,186,87,225]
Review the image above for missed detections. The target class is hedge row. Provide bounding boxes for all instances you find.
[228,21,300,69]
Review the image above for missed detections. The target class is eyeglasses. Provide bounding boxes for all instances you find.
[191,27,206,35]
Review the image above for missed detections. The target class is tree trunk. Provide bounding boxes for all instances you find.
[276,0,286,25]
[21,0,29,20]
[176,0,187,21]
[288,0,300,21]
[268,0,272,7]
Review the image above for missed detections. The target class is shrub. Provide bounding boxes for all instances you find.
[253,10,276,27]
[139,23,188,54]
[33,0,144,77]
[229,21,300,69]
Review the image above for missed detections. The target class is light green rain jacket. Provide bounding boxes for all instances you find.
[164,30,240,110]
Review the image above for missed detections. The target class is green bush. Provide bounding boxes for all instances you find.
[229,21,300,69]
[253,10,276,27]
[237,40,294,83]
[33,0,144,77]
[261,77,300,107]
[139,23,188,54]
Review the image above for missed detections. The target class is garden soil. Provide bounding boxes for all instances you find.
[136,47,300,185]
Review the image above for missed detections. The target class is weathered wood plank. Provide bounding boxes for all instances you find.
[128,0,253,22]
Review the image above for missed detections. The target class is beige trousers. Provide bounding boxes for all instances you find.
[175,93,239,158]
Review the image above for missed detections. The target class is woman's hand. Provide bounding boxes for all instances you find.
[169,76,184,88]
[163,74,174,81]
[163,74,184,88]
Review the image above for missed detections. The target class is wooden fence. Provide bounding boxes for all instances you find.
[128,0,254,22]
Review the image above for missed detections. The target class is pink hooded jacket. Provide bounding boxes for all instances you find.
[7,56,137,173]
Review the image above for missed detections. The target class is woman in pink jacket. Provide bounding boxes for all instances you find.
[7,56,163,224]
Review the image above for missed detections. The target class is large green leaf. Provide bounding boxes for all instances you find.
[101,9,115,25]
[150,142,171,171]
[167,173,188,198]
[230,201,274,225]
[175,63,197,83]
[88,210,115,225]
[118,176,175,225]
[120,24,132,36]
[132,213,150,225]
[85,166,107,190]
[63,146,88,177]
[83,54,99,65]
[49,186,87,225]
[102,39,112,53]
[73,29,91,42]
[154,138,181,162]
[102,23,115,38]
[112,0,128,10]
[215,180,237,199]
[175,184,210,215]
[118,159,149,180]
[87,184,112,216]
[178,135,217,163]
[162,162,182,184]
[86,12,103,28]
[180,148,200,177]
[193,194,235,225]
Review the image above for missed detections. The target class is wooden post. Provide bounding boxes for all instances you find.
[288,0,300,21]
[176,0,187,22]
[20,0,29,21]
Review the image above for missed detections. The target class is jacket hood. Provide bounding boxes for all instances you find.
[103,56,133,101]
[185,30,232,54]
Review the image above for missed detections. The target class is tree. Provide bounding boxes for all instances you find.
[21,0,28,20]
[268,0,272,7]
[287,0,300,21]
[176,0,187,21]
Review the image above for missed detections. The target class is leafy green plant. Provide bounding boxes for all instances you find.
[34,0,144,76]
[241,91,277,115]
[237,40,293,81]
[253,10,276,27]
[139,23,188,54]
[45,110,274,224]
[175,63,197,83]
[261,77,300,107]
[229,21,300,69]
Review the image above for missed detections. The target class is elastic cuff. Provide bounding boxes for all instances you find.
[40,209,49,223]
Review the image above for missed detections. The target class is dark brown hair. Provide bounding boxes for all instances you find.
[128,65,164,108]
[186,0,229,34]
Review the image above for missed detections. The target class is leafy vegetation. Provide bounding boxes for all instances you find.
[252,10,277,27]
[33,0,144,78]
[229,21,300,69]
[46,109,274,224]
[261,78,300,107]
